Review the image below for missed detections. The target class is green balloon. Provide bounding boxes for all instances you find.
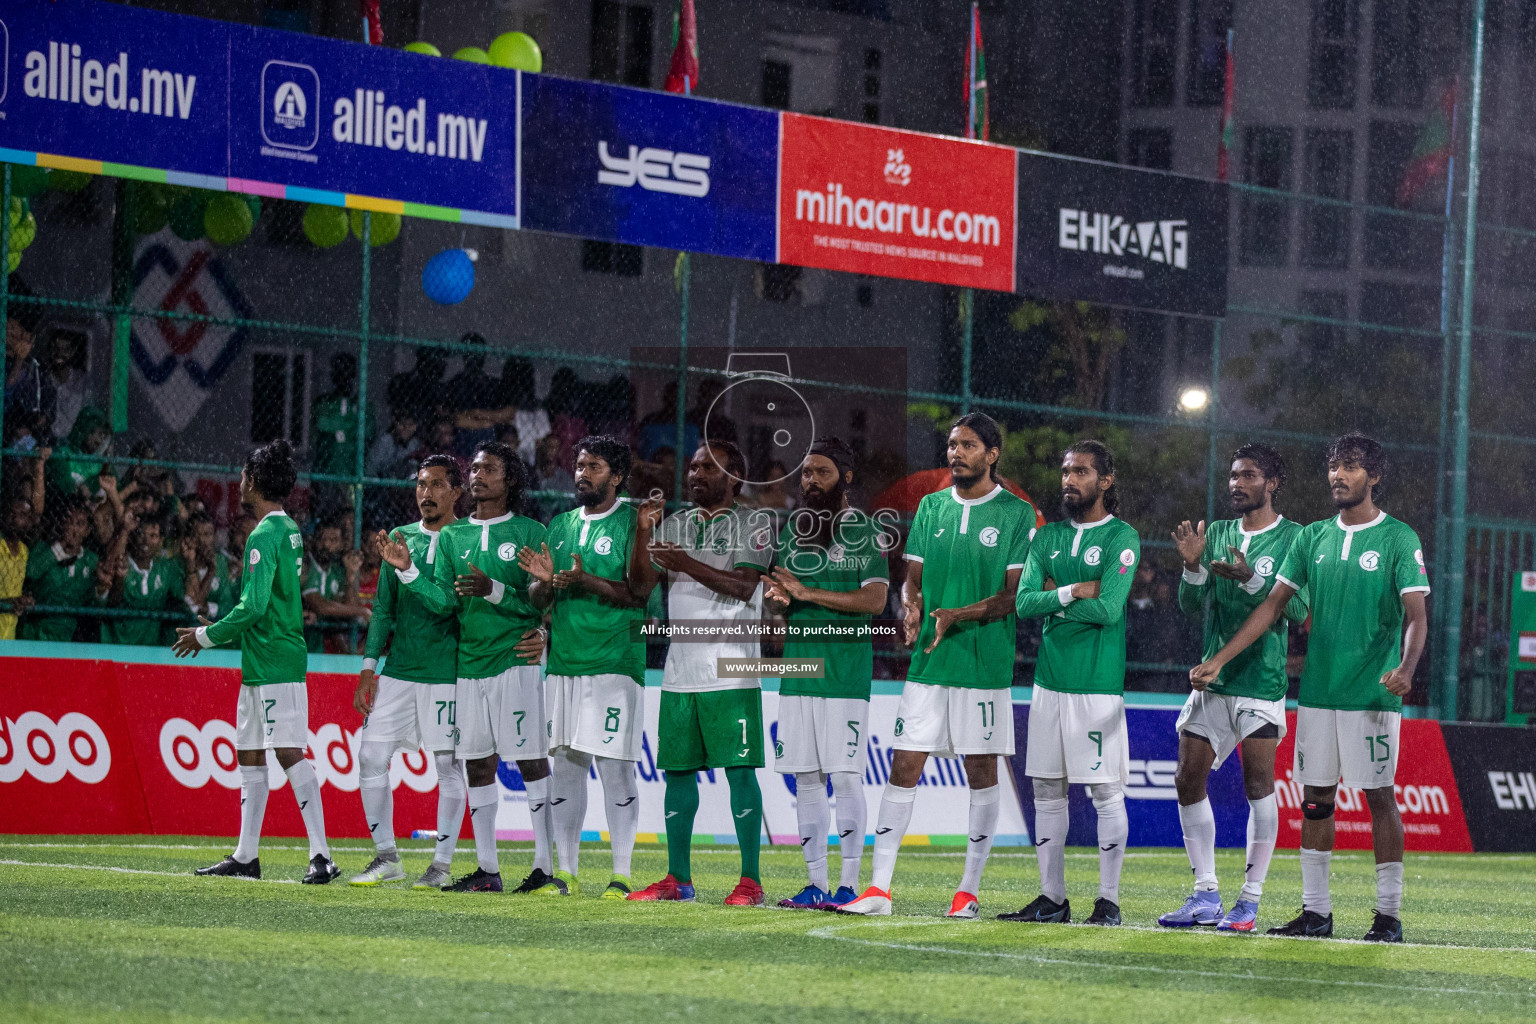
[7,250,20,273]
[49,169,93,193]
[7,164,50,200]
[488,32,542,72]
[205,194,254,246]
[127,181,170,235]
[302,203,349,249]
[452,46,491,64]
[167,189,209,241]
[9,210,37,252]
[403,41,441,56]
[349,209,401,247]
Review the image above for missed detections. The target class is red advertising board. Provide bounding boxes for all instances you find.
[0,658,152,833]
[2,657,451,838]
[777,113,1017,292]
[1273,713,1472,852]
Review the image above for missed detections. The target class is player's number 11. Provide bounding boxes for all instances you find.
[976,701,994,727]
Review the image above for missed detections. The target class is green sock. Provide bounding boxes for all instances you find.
[663,771,698,883]
[726,766,762,883]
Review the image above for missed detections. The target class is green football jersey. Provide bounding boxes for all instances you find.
[363,521,459,685]
[406,511,546,680]
[301,554,348,652]
[1015,515,1141,696]
[1274,511,1430,712]
[545,501,646,685]
[778,510,891,701]
[1177,516,1310,701]
[904,485,1035,690]
[102,554,186,646]
[205,511,308,686]
[19,543,101,642]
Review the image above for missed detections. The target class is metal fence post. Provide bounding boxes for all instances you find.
[673,253,690,508]
[1205,320,1221,529]
[1441,0,1489,722]
[109,179,134,436]
[960,288,974,414]
[0,164,10,502]
[355,211,371,550]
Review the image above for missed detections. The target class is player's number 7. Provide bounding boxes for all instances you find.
[738,718,749,745]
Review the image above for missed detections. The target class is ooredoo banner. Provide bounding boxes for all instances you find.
[776,113,1018,292]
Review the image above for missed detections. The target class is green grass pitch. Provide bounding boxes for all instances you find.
[3,837,1534,1023]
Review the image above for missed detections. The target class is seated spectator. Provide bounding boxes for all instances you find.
[0,490,39,639]
[534,434,574,495]
[46,327,91,442]
[302,513,370,653]
[588,374,634,442]
[493,355,550,466]
[367,412,423,480]
[19,497,108,642]
[3,289,56,445]
[102,514,187,645]
[444,333,502,456]
[47,405,112,503]
[224,512,257,588]
[181,511,236,624]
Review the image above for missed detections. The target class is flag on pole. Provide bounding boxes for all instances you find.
[1216,29,1234,181]
[665,0,700,95]
[964,3,988,141]
[1398,80,1458,207]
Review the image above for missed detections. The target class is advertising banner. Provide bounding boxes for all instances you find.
[1015,152,1229,317]
[1442,722,1536,852]
[227,25,520,224]
[0,657,150,834]
[0,0,231,178]
[520,76,777,260]
[1273,714,1471,852]
[777,113,1018,292]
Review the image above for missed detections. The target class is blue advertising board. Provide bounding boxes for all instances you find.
[228,26,520,223]
[1008,701,1250,848]
[520,76,777,260]
[0,0,230,180]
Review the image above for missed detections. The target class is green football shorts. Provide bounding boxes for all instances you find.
[657,688,765,771]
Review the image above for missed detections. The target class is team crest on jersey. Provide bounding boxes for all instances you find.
[497,542,517,561]
[827,542,846,563]
[1118,549,1135,567]
[1359,551,1381,571]
[594,536,613,556]
[978,526,1000,548]
[1084,546,1103,566]
[1414,549,1425,566]
[712,537,728,554]
[894,717,904,736]
[249,549,261,567]
[1254,556,1275,577]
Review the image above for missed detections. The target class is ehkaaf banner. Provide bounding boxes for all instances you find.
[228,25,520,224]
[0,0,230,179]
[777,113,1017,292]
[520,76,777,260]
[1442,723,1536,852]
[1016,152,1228,318]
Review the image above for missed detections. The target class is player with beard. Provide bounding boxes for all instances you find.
[174,440,339,884]
[840,413,1035,919]
[1193,433,1428,942]
[1158,444,1309,932]
[625,441,776,906]
[394,441,555,893]
[518,435,649,899]
[1004,440,1139,927]
[762,438,890,909]
[354,455,493,889]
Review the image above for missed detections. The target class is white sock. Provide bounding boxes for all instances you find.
[959,784,1000,895]
[551,749,592,876]
[1300,847,1332,915]
[525,773,554,874]
[284,759,329,859]
[1178,797,1218,892]
[468,782,500,874]
[233,764,269,862]
[869,784,917,892]
[831,772,866,890]
[1241,793,1278,900]
[1033,794,1070,904]
[1375,861,1404,917]
[359,742,396,856]
[795,772,831,891]
[432,753,466,867]
[1092,785,1128,903]
[596,757,639,878]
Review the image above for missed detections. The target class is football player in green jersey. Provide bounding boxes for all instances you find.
[389,441,553,894]
[762,438,891,910]
[1193,433,1429,943]
[1159,443,1308,933]
[1004,440,1139,927]
[841,414,1035,919]
[351,455,471,889]
[173,440,339,884]
[518,435,649,900]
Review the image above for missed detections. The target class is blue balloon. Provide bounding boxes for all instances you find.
[422,248,475,304]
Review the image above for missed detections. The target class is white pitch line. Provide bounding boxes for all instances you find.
[806,920,1536,994]
[0,858,297,883]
